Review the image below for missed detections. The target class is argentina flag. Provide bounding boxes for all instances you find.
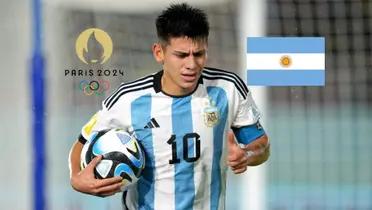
[246,37,325,86]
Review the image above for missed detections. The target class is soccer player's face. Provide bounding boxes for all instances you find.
[155,36,208,96]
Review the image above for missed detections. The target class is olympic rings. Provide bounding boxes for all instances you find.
[79,79,110,96]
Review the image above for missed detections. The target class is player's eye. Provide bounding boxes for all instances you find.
[175,53,188,58]
[193,50,206,57]
[193,52,205,57]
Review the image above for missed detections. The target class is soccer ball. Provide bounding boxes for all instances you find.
[80,128,145,190]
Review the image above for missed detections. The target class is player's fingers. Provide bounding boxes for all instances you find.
[95,182,123,194]
[96,176,123,188]
[232,166,247,174]
[227,151,246,161]
[231,158,250,170]
[227,150,247,163]
[228,157,249,168]
[227,156,247,167]
[86,155,103,169]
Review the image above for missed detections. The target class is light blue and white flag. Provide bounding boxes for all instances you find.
[246,37,325,86]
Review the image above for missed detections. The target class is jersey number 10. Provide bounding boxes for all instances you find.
[167,133,201,164]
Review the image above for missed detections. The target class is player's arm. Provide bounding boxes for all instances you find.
[241,133,270,166]
[69,139,123,197]
[228,81,270,173]
[227,123,270,174]
[69,140,84,179]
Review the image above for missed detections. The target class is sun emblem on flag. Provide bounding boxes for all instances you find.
[280,55,292,68]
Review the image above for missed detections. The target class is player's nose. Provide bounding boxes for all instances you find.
[185,55,197,70]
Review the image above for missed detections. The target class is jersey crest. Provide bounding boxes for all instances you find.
[203,97,219,127]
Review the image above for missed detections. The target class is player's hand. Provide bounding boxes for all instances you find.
[70,155,123,197]
[227,132,270,174]
[226,131,249,174]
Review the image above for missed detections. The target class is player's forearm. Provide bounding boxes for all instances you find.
[69,140,84,178]
[247,145,270,166]
[246,135,270,166]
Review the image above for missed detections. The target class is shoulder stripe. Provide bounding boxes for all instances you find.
[203,67,249,95]
[103,75,154,108]
[202,75,247,99]
[203,72,248,96]
[104,75,154,106]
[107,84,153,110]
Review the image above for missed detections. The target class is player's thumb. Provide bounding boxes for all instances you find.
[226,131,236,150]
[86,155,102,170]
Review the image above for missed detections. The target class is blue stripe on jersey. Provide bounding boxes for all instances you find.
[131,94,155,210]
[172,96,195,210]
[207,87,228,210]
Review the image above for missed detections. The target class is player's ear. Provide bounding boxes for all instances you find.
[152,43,164,64]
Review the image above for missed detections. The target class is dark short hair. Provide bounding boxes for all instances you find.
[155,3,209,44]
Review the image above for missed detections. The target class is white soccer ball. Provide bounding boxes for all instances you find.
[80,128,145,191]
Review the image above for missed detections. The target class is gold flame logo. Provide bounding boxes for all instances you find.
[75,28,113,64]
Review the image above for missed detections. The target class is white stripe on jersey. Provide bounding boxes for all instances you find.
[191,87,213,210]
[151,97,176,210]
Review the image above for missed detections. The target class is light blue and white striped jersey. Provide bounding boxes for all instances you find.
[79,67,265,210]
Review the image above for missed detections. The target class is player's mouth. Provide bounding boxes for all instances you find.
[181,72,198,82]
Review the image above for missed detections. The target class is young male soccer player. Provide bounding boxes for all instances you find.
[69,3,269,210]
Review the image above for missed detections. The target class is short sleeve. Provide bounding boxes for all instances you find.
[78,100,128,144]
[78,112,99,144]
[231,90,262,128]
[231,88,265,144]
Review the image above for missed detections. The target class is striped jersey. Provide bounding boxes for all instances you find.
[79,67,265,210]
